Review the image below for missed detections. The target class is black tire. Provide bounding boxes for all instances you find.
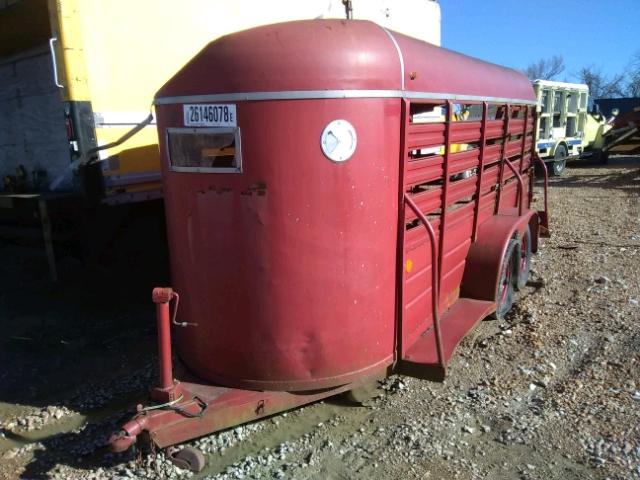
[493,240,517,321]
[551,144,567,176]
[516,226,532,290]
[170,446,206,472]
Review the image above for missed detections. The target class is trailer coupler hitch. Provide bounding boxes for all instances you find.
[108,415,149,452]
[109,287,187,453]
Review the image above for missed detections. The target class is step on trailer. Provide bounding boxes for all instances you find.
[109,20,550,471]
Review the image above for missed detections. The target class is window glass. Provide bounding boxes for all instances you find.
[167,128,241,173]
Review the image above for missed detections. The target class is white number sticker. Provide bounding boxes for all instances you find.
[183,104,237,127]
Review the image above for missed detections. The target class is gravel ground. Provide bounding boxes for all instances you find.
[0,156,638,480]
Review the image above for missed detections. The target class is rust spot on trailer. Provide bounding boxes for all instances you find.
[195,186,232,195]
[240,181,267,196]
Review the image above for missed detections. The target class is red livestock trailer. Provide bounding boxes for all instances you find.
[109,19,549,470]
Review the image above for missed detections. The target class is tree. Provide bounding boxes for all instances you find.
[575,66,625,99]
[626,51,640,97]
[523,55,565,81]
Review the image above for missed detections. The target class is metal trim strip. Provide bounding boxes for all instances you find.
[380,26,405,91]
[155,90,537,106]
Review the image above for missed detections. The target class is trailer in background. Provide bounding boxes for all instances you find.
[533,80,589,176]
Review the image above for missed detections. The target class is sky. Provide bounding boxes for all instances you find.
[439,0,639,80]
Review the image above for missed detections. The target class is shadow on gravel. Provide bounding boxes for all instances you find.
[547,155,640,191]
[6,413,139,479]
[0,218,169,477]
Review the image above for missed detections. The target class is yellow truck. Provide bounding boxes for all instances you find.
[0,0,441,277]
[0,0,442,202]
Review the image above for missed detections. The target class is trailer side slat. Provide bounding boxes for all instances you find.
[508,118,525,135]
[484,119,504,139]
[404,188,442,222]
[446,176,477,206]
[406,123,445,149]
[400,96,535,362]
[449,121,481,144]
[405,156,444,186]
[448,148,479,175]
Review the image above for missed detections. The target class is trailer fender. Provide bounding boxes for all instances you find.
[461,209,539,302]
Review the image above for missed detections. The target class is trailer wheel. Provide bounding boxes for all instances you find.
[551,144,567,176]
[493,240,517,320]
[516,226,532,290]
[168,446,206,472]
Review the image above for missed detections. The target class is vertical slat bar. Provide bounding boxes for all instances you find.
[528,109,538,208]
[396,98,410,357]
[533,152,550,236]
[403,193,444,368]
[495,104,510,213]
[437,100,452,308]
[503,159,524,217]
[471,101,488,242]
[519,105,529,175]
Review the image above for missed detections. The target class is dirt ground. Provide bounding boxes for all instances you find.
[0,156,638,480]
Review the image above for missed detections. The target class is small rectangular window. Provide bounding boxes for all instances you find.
[166,128,242,173]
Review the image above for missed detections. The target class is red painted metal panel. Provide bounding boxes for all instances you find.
[392,34,535,102]
[404,218,441,250]
[447,176,478,205]
[156,21,400,98]
[449,148,480,175]
[499,181,519,212]
[485,120,504,139]
[158,98,401,391]
[406,123,446,149]
[483,144,502,164]
[157,20,535,104]
[405,189,442,221]
[461,210,539,301]
[524,137,533,152]
[404,260,435,305]
[449,121,482,144]
[405,156,444,187]
[441,239,472,284]
[503,159,523,180]
[508,118,525,135]
[477,194,496,225]
[481,165,500,193]
[505,138,524,158]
